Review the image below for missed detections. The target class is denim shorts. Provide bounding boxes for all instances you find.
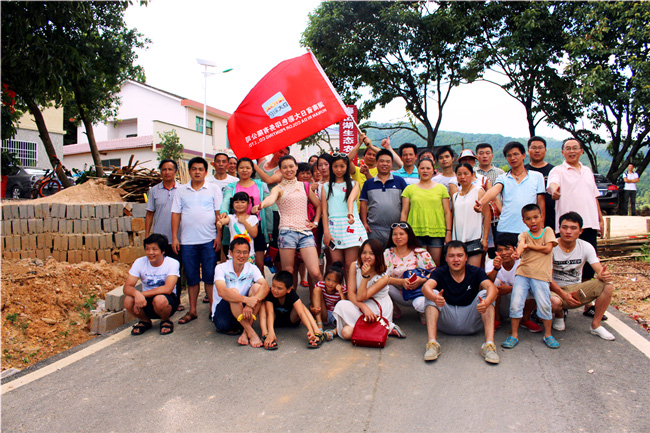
[417,236,444,248]
[212,299,243,334]
[181,241,217,286]
[278,228,317,249]
[510,275,552,320]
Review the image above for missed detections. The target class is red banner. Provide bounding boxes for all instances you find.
[339,105,358,164]
[227,52,348,160]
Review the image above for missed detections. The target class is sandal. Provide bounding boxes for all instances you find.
[307,333,324,349]
[543,335,560,349]
[389,324,406,338]
[501,336,519,349]
[160,320,174,335]
[202,295,209,304]
[176,304,185,311]
[178,313,198,325]
[265,339,278,350]
[131,321,152,336]
[323,329,337,341]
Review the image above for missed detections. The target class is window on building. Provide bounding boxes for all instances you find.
[195,116,213,136]
[101,158,121,169]
[1,139,38,167]
[126,133,137,138]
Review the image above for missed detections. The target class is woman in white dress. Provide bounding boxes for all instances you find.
[333,239,405,339]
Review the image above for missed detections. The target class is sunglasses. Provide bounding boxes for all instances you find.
[391,223,409,229]
[331,152,348,158]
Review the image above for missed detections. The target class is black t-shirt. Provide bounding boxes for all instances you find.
[265,290,300,316]
[429,264,489,306]
[526,163,555,230]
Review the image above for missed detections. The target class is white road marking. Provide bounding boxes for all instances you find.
[2,327,131,395]
[604,314,650,359]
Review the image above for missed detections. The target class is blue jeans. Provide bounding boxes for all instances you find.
[181,241,217,286]
[510,275,552,320]
[212,299,242,334]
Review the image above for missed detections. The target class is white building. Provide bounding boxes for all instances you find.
[63,80,231,171]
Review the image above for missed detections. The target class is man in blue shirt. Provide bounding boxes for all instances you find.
[392,142,419,185]
[360,149,407,247]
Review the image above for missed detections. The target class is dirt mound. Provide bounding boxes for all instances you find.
[610,259,650,332]
[31,179,125,204]
[1,257,130,371]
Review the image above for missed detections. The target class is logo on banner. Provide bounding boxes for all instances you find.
[262,92,292,119]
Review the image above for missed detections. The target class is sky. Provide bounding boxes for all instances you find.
[124,0,567,141]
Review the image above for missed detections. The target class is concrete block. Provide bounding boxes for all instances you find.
[51,218,59,233]
[44,233,53,249]
[53,235,68,251]
[132,231,145,248]
[117,217,126,232]
[73,219,82,233]
[98,310,125,334]
[81,249,96,262]
[21,234,36,250]
[18,203,35,219]
[130,217,145,233]
[27,218,44,234]
[12,219,25,235]
[123,217,131,232]
[109,203,122,218]
[98,204,110,219]
[20,250,35,259]
[53,250,67,262]
[35,249,47,260]
[69,250,82,264]
[9,204,20,219]
[81,205,93,219]
[130,203,147,218]
[11,235,20,252]
[56,203,67,219]
[88,219,99,233]
[34,203,49,219]
[90,313,101,334]
[81,219,88,234]
[36,234,46,249]
[2,219,11,235]
[104,233,114,249]
[114,232,127,248]
[97,249,113,263]
[118,246,141,264]
[43,218,52,232]
[106,285,125,311]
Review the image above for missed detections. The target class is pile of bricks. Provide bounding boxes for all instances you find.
[90,283,138,334]
[1,202,148,265]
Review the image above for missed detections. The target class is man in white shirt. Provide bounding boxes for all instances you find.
[171,157,223,325]
[124,234,180,336]
[213,237,269,347]
[622,163,640,216]
[550,212,615,340]
[206,152,239,263]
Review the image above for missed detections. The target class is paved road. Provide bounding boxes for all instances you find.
[2,291,650,433]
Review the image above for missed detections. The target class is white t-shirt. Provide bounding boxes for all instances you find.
[212,261,264,313]
[432,173,456,191]
[623,172,639,191]
[128,256,180,295]
[227,214,259,258]
[485,258,520,288]
[207,174,239,192]
[552,239,599,287]
[171,182,223,245]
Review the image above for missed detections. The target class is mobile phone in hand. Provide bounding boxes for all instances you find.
[329,240,336,250]
[407,273,418,284]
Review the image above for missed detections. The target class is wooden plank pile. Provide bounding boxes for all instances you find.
[105,156,160,203]
[598,234,649,262]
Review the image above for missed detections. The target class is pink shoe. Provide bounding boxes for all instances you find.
[393,304,402,320]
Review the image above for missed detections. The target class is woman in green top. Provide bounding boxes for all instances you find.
[400,158,452,267]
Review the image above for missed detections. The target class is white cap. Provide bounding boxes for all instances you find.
[458,149,477,160]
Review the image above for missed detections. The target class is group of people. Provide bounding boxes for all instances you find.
[125,132,621,364]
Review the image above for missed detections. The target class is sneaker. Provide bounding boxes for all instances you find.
[553,317,566,331]
[590,325,615,341]
[481,342,500,364]
[424,340,441,361]
[521,320,543,333]
[494,320,502,329]
[543,335,560,349]
[583,305,608,321]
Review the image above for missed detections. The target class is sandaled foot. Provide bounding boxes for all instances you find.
[178,313,198,324]
[238,332,250,346]
[301,280,308,287]
[176,304,185,311]
[323,329,337,341]
[543,335,560,349]
[307,334,323,349]
[265,339,278,350]
[501,336,519,349]
[389,324,406,338]
[202,295,209,304]
[131,320,152,336]
[160,320,174,335]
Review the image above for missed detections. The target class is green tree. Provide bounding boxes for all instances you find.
[302,1,483,148]
[465,1,574,137]
[542,1,650,181]
[1,2,147,182]
[157,129,184,162]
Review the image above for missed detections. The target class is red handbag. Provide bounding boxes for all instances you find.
[351,298,389,348]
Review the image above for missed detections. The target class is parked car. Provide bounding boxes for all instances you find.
[5,166,47,199]
[594,173,620,214]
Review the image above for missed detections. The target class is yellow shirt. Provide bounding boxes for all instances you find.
[515,227,558,282]
[351,164,378,209]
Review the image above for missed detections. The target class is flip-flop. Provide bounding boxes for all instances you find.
[265,340,278,350]
[131,321,152,336]
[160,320,174,335]
[307,334,324,349]
[202,295,209,304]
[178,313,198,325]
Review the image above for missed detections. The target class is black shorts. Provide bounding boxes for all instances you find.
[143,293,179,319]
[274,309,300,328]
[253,228,267,254]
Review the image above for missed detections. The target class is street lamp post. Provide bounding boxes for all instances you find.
[196,58,232,159]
